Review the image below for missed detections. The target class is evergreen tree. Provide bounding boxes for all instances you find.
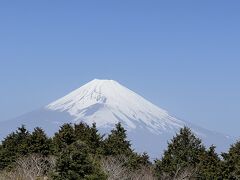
[52,123,76,154]
[103,122,132,156]
[197,145,221,179]
[74,122,104,154]
[88,123,104,154]
[221,140,240,179]
[0,144,4,170]
[14,125,31,155]
[127,152,151,170]
[52,141,106,180]
[0,132,18,170]
[155,127,205,179]
[74,122,91,142]
[30,127,52,155]
[0,125,31,170]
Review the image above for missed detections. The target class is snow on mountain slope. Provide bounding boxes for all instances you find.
[0,79,234,158]
[46,79,185,134]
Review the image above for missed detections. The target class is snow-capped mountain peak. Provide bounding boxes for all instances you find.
[0,79,233,158]
[46,79,184,133]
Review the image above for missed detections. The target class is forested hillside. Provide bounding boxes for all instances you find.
[0,123,239,180]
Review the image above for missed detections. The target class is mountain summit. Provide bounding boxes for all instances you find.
[47,79,184,134]
[0,79,234,158]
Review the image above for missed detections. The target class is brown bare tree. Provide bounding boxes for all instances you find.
[101,155,157,180]
[0,154,55,180]
[160,165,198,180]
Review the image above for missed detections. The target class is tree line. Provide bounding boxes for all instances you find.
[0,122,239,179]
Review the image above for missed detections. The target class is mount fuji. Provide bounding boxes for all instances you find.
[0,79,234,158]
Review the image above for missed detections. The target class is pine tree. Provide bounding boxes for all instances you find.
[14,125,31,155]
[0,144,4,170]
[221,140,240,179]
[52,123,76,154]
[0,125,31,170]
[0,132,18,170]
[29,127,52,155]
[88,123,104,154]
[155,127,205,179]
[74,122,104,154]
[52,141,106,180]
[197,145,221,179]
[74,122,91,142]
[127,152,151,170]
[103,122,132,156]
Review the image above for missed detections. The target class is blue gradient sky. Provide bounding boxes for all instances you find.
[0,1,239,136]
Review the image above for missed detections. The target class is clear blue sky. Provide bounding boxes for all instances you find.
[0,1,239,136]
